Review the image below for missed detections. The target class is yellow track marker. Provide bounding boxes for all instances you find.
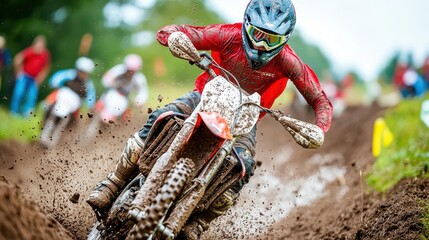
[372,117,394,157]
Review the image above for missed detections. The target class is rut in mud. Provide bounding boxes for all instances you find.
[273,178,429,240]
[0,106,427,239]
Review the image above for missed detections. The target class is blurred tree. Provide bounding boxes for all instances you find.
[144,0,223,31]
[0,0,132,105]
[379,52,400,84]
[288,31,332,79]
[131,0,225,86]
[0,0,83,55]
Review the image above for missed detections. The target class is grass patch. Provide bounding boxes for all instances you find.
[145,81,193,109]
[367,96,429,192]
[0,107,42,143]
[366,96,429,239]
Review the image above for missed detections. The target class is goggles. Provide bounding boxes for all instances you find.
[245,23,289,51]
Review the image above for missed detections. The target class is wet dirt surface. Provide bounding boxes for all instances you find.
[275,178,429,240]
[0,117,139,239]
[0,177,72,240]
[0,106,428,239]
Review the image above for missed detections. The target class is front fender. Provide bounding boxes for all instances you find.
[197,112,232,140]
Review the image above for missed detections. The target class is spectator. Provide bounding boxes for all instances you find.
[0,36,12,91]
[10,35,51,117]
[393,62,426,98]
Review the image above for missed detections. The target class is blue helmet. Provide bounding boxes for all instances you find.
[242,0,296,69]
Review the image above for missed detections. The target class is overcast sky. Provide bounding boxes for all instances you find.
[206,0,429,80]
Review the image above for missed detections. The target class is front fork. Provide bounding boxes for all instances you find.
[162,139,236,237]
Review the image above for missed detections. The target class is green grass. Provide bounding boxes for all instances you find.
[0,107,42,143]
[367,96,429,192]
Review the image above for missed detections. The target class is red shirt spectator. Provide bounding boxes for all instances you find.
[10,35,51,116]
[14,35,51,84]
[393,63,408,88]
[21,46,50,80]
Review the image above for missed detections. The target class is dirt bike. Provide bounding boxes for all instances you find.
[39,87,83,148]
[84,88,131,141]
[88,32,324,240]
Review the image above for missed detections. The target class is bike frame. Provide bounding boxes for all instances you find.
[128,76,260,238]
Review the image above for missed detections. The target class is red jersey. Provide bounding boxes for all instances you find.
[157,23,332,133]
[22,47,50,79]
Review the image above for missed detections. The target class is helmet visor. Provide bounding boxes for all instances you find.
[246,24,289,51]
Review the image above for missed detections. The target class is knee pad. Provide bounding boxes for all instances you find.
[172,91,201,115]
[121,132,145,166]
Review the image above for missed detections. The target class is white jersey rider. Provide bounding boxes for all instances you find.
[102,54,149,106]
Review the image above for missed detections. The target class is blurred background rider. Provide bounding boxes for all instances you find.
[101,54,149,108]
[46,56,96,111]
[39,56,96,147]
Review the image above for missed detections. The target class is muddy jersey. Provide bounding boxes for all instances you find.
[157,23,332,132]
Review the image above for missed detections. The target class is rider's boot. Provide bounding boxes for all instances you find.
[182,188,239,240]
[86,132,144,213]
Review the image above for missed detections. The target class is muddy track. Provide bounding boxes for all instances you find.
[0,106,427,239]
[0,117,141,239]
[0,176,72,240]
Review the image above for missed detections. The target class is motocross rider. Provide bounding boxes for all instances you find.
[40,57,95,146]
[100,54,149,109]
[87,0,333,239]
[46,56,96,112]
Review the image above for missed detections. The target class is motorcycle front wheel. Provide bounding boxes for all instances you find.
[127,158,194,240]
[39,112,70,148]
